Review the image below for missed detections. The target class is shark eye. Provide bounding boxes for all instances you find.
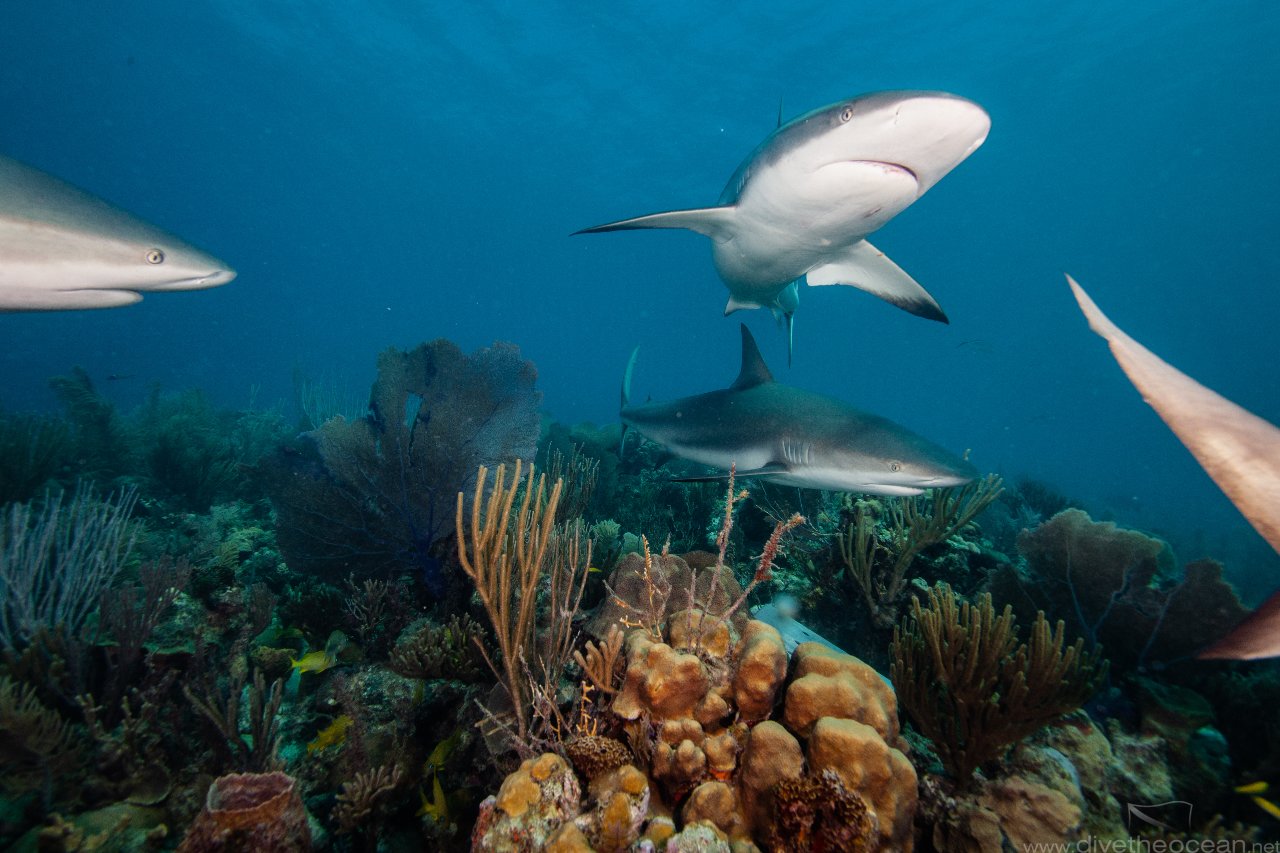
[889,460,902,473]
[839,106,855,122]
[146,248,165,265]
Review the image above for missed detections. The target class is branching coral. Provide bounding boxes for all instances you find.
[456,460,591,753]
[0,484,138,653]
[574,624,625,695]
[890,582,1106,783]
[333,763,405,836]
[0,675,82,808]
[841,474,1003,628]
[0,411,68,505]
[184,668,284,773]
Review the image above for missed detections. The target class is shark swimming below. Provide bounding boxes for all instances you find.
[1067,275,1280,660]
[0,153,236,311]
[620,324,978,495]
[578,90,990,358]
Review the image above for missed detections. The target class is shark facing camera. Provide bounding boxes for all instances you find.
[579,90,990,361]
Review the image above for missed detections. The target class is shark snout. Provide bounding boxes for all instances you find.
[854,91,991,195]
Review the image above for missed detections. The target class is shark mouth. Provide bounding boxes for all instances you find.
[843,160,919,184]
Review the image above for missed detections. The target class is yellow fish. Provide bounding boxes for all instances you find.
[306,715,353,754]
[290,649,336,674]
[1235,781,1280,820]
[417,770,449,824]
[424,730,461,773]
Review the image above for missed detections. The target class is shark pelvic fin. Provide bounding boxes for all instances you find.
[673,462,789,483]
[806,240,949,323]
[724,294,761,315]
[730,324,775,390]
[575,206,738,242]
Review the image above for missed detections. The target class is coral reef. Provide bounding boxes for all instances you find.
[890,582,1106,782]
[0,335,1273,851]
[262,339,541,590]
[999,508,1251,672]
[178,771,311,852]
[476,602,915,851]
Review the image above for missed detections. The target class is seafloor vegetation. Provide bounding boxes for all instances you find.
[0,337,1276,851]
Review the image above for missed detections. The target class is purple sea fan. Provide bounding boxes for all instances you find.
[263,339,541,593]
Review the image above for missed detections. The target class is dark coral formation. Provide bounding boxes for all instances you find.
[564,735,633,781]
[891,582,1107,782]
[999,508,1250,672]
[769,769,872,853]
[263,339,541,591]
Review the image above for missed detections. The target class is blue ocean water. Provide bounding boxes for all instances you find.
[2,2,1277,588]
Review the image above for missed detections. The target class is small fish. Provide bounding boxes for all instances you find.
[424,729,462,773]
[417,770,450,824]
[1235,781,1280,820]
[306,714,353,754]
[104,373,135,381]
[290,649,336,674]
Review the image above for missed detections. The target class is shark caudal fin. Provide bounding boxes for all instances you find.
[575,206,738,242]
[618,346,640,456]
[806,239,948,323]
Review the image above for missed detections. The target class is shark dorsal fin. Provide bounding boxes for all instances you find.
[731,324,774,390]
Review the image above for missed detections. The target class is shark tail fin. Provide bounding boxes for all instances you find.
[575,206,737,242]
[806,239,949,323]
[619,346,640,457]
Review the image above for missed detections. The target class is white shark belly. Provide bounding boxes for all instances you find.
[715,161,920,295]
[663,439,773,475]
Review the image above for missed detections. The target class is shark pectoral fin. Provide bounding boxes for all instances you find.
[672,462,789,483]
[574,206,738,241]
[0,287,144,311]
[806,240,949,323]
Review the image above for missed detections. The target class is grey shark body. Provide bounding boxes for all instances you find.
[621,324,977,495]
[0,154,236,311]
[579,91,990,350]
[1068,276,1280,660]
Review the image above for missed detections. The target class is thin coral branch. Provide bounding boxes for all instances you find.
[574,623,625,696]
